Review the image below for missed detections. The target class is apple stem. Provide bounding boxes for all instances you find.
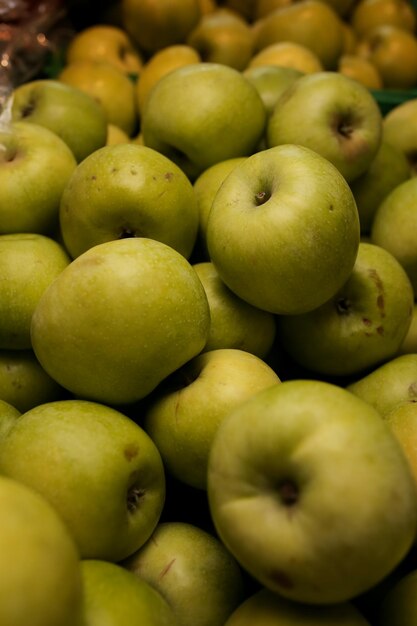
[254,190,271,206]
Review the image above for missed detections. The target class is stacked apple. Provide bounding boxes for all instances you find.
[2,0,417,624]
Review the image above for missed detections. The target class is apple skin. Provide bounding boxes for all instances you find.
[11,79,107,163]
[206,144,360,315]
[144,348,280,489]
[208,379,417,605]
[59,143,199,260]
[398,302,417,355]
[382,99,417,173]
[247,41,324,74]
[0,398,166,562]
[0,399,20,439]
[81,559,179,626]
[0,120,77,235]
[243,65,303,118]
[275,242,414,378]
[376,568,417,626]
[0,475,84,626]
[141,62,267,180]
[267,71,383,183]
[123,521,245,626]
[30,238,210,405]
[384,400,417,488]
[224,587,371,625]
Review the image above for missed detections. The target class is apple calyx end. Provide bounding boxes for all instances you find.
[127,485,145,514]
[277,478,299,506]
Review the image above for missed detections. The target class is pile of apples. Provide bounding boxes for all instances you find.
[3,0,417,624]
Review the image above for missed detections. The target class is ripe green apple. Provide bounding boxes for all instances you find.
[275,242,414,377]
[59,143,199,259]
[225,587,371,625]
[30,238,210,405]
[144,348,280,489]
[81,559,179,626]
[377,568,417,626]
[243,64,304,118]
[371,177,417,296]
[383,98,417,173]
[0,475,83,626]
[347,353,417,416]
[207,379,417,604]
[0,398,166,561]
[11,79,107,163]
[0,233,70,349]
[193,261,276,358]
[141,62,266,180]
[0,399,20,439]
[350,139,411,235]
[206,144,360,315]
[266,71,383,183]
[123,521,245,626]
[0,120,77,234]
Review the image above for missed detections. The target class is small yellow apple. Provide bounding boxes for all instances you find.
[247,41,323,73]
[338,54,383,89]
[106,123,130,145]
[341,22,359,55]
[351,0,417,38]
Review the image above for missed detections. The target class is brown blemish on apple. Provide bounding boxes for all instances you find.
[91,175,97,180]
[376,326,384,335]
[362,318,372,326]
[158,558,176,581]
[408,382,417,399]
[130,169,138,175]
[164,172,174,181]
[20,95,37,118]
[124,443,139,461]
[269,569,294,589]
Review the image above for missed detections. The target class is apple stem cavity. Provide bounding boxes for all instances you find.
[277,479,299,506]
[127,485,145,514]
[254,190,271,206]
[119,227,137,238]
[336,297,351,315]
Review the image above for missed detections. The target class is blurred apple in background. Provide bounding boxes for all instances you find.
[141,62,266,180]
[243,64,303,118]
[337,54,383,89]
[207,379,417,604]
[80,559,179,626]
[275,242,414,378]
[383,98,417,173]
[267,71,383,183]
[11,80,107,163]
[123,521,245,626]
[193,261,277,358]
[247,41,323,73]
[350,0,417,38]
[31,238,210,405]
[376,568,417,626]
[0,120,76,234]
[106,123,130,145]
[206,144,360,315]
[341,22,359,54]
[144,348,280,489]
[59,143,199,259]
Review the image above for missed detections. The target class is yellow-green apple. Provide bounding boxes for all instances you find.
[136,45,201,116]
[398,303,417,354]
[351,0,417,38]
[341,22,359,54]
[377,568,417,626]
[65,24,143,77]
[0,120,76,234]
[266,71,383,183]
[30,238,210,405]
[0,398,166,561]
[59,143,199,260]
[58,61,138,136]
[0,475,83,626]
[347,353,417,416]
[383,98,417,173]
[186,9,254,71]
[243,65,303,117]
[225,587,371,625]
[371,177,417,295]
[275,242,414,378]
[141,62,266,180]
[247,41,323,74]
[193,261,276,358]
[106,123,130,145]
[0,233,70,349]
[123,521,245,626]
[384,400,417,487]
[207,379,417,604]
[206,144,360,315]
[144,348,280,489]
[350,139,411,235]
[252,1,345,70]
[337,54,383,89]
[0,349,64,413]
[11,79,107,163]
[0,399,20,439]
[121,0,201,54]
[80,559,179,626]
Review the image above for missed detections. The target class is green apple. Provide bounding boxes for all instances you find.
[144,348,280,489]
[59,143,199,259]
[347,353,417,416]
[377,567,417,626]
[0,475,83,626]
[0,120,77,234]
[81,559,179,626]
[123,521,245,626]
[384,400,417,488]
[243,64,304,117]
[141,62,266,180]
[371,177,417,296]
[0,399,20,439]
[0,398,166,561]
[186,9,254,71]
[247,41,324,74]
[350,139,411,235]
[207,379,417,604]
[58,61,138,137]
[11,79,107,163]
[30,238,210,405]
[0,350,64,413]
[383,98,417,173]
[266,71,383,183]
[225,587,371,625]
[106,123,130,145]
[0,233,70,350]
[275,242,414,377]
[206,144,360,315]
[398,302,417,354]
[193,261,276,358]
